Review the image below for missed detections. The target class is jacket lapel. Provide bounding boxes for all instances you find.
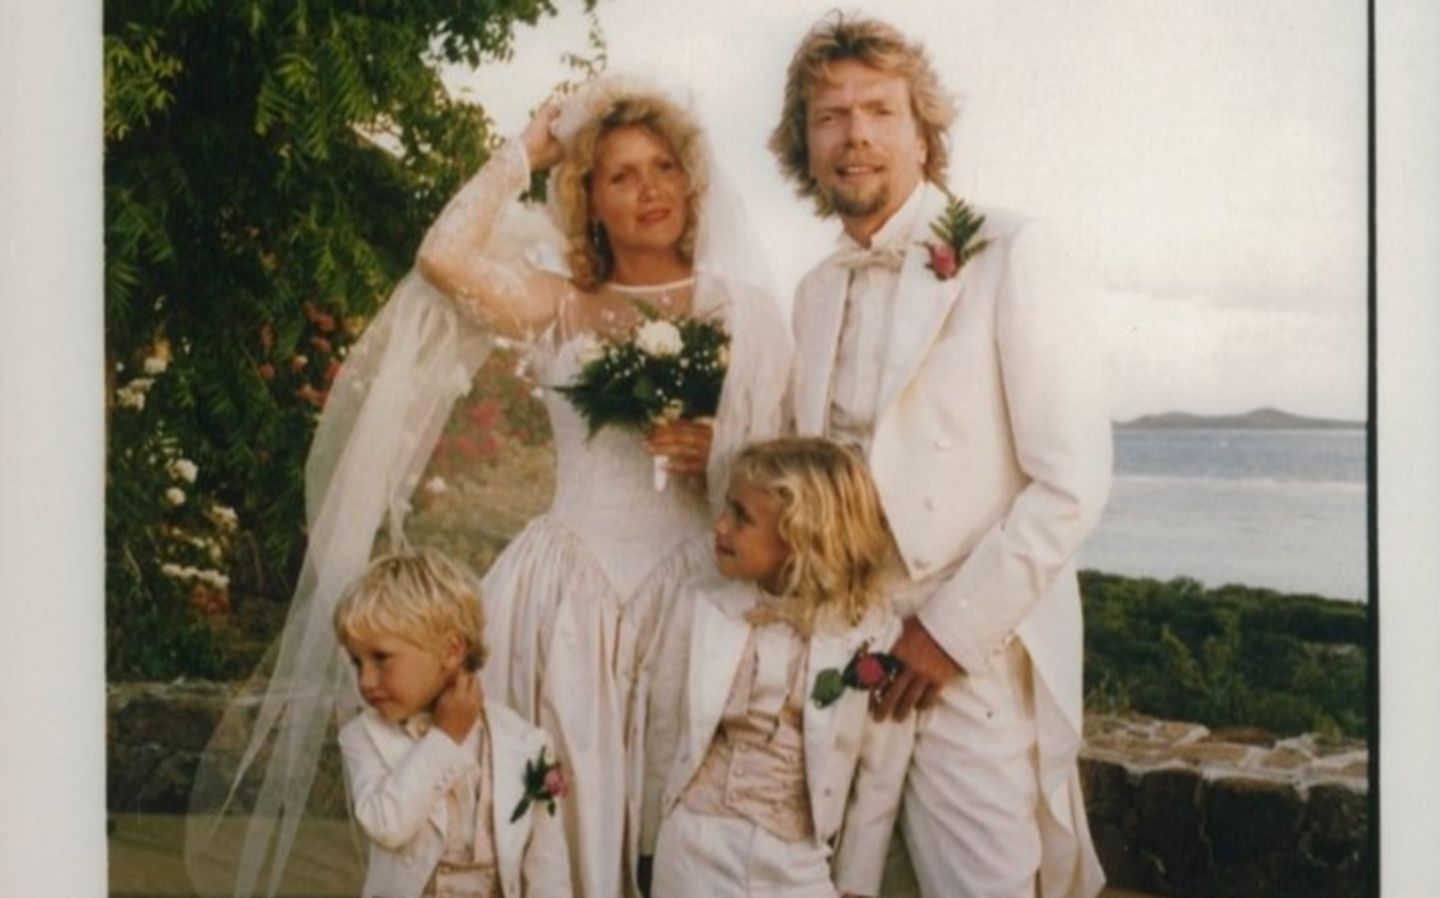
[802,624,865,815]
[874,184,969,418]
[487,701,532,893]
[685,582,755,774]
[794,260,850,436]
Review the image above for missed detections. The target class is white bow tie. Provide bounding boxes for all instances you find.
[833,241,907,272]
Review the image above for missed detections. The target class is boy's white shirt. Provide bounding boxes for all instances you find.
[338,684,572,898]
[640,576,914,896]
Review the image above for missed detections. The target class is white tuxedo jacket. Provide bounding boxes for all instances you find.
[641,577,914,896]
[338,692,572,898]
[791,184,1112,898]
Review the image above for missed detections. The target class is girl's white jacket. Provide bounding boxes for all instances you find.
[639,577,915,897]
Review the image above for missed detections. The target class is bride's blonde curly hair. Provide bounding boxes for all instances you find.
[734,437,894,632]
[551,92,708,291]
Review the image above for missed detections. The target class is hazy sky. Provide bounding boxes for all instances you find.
[449,0,1369,421]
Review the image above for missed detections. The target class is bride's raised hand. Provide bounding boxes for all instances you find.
[521,102,565,172]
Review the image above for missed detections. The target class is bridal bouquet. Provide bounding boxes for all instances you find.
[558,307,730,489]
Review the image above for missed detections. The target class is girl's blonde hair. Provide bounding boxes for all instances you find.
[769,13,956,216]
[333,547,487,671]
[734,437,894,630]
[552,92,709,291]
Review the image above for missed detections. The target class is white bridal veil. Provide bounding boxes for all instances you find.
[184,74,791,897]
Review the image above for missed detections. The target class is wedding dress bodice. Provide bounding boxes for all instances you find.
[529,336,711,598]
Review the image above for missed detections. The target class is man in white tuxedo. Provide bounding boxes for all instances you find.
[770,15,1112,898]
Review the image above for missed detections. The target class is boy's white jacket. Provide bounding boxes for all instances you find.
[640,576,915,896]
[338,689,572,898]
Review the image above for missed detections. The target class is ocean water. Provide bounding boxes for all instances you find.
[1079,428,1369,601]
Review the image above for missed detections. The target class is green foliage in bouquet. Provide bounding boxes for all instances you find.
[557,308,730,438]
[103,0,577,677]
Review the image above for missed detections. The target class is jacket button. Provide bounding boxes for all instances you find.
[913,557,930,571]
[924,496,938,510]
[933,437,951,450]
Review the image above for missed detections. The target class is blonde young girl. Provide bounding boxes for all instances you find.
[639,438,913,898]
[333,548,571,898]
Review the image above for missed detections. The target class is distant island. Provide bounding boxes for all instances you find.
[1117,407,1365,431]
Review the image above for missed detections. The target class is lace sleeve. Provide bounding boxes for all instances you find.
[417,139,573,341]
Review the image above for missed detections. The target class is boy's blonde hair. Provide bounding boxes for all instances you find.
[333,547,488,671]
[769,13,956,216]
[733,437,894,630]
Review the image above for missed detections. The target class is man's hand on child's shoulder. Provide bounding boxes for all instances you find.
[435,671,481,742]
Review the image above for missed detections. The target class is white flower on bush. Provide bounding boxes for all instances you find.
[635,320,683,358]
[424,475,448,495]
[572,333,605,367]
[143,356,169,375]
[197,568,230,590]
[158,562,230,590]
[165,487,186,507]
[167,458,198,483]
[115,377,155,411]
[206,504,239,532]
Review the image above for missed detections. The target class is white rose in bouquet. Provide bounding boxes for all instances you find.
[572,333,606,367]
[635,320,683,358]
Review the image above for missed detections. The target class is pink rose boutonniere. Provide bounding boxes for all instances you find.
[921,192,991,281]
[811,642,903,709]
[510,746,569,822]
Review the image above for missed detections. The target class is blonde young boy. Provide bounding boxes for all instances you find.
[334,548,571,898]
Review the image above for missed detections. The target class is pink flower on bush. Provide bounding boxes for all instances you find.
[467,398,503,431]
[295,384,327,408]
[304,302,337,334]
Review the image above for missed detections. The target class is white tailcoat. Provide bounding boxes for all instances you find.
[791,184,1111,898]
[641,577,914,896]
[338,693,573,898]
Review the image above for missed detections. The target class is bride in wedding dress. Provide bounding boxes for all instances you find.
[185,76,790,898]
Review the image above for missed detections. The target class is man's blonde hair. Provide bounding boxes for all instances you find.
[769,13,956,216]
[333,547,487,670]
[552,92,708,291]
[733,437,894,630]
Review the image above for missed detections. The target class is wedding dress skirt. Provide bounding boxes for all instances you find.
[479,336,713,898]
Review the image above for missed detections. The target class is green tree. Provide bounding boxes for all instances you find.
[104,0,575,678]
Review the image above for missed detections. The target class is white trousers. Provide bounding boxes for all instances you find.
[652,804,837,898]
[881,638,1043,898]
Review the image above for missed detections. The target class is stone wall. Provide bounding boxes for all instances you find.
[1080,716,1370,897]
[108,683,1371,895]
